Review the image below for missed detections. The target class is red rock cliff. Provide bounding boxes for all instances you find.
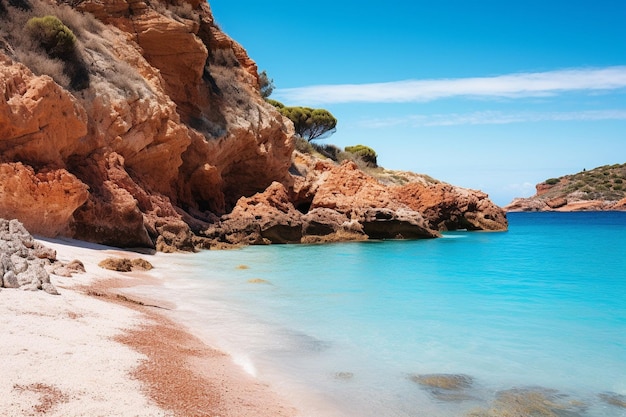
[1,0,293,249]
[0,0,506,249]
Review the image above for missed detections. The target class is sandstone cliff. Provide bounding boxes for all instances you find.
[505,163,626,212]
[1,0,506,250]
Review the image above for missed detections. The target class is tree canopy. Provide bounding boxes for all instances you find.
[270,101,337,142]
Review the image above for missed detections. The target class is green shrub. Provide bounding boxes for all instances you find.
[345,144,378,167]
[545,178,560,185]
[26,15,89,90]
[27,15,76,59]
[266,98,284,109]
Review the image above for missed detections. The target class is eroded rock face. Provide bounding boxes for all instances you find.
[0,163,89,237]
[392,182,508,231]
[0,55,88,166]
[291,156,439,239]
[205,182,303,245]
[0,1,293,250]
[207,157,441,245]
[0,218,58,294]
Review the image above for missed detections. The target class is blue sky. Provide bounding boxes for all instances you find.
[209,0,626,205]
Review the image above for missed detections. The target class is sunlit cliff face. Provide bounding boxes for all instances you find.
[0,0,505,251]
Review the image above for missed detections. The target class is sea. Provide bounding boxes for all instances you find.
[140,211,626,417]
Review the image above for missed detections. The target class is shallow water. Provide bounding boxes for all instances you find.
[142,212,626,417]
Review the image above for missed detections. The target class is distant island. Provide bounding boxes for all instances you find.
[506,163,626,212]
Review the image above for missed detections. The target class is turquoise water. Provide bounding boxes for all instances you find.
[151,212,626,416]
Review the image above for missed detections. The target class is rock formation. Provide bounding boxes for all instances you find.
[392,182,508,231]
[0,0,506,250]
[205,153,507,245]
[0,218,58,294]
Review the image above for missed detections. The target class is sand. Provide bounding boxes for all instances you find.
[0,238,298,417]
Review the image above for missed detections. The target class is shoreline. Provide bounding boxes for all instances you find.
[0,238,298,417]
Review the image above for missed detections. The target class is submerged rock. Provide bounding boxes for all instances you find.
[334,372,354,381]
[247,278,270,284]
[410,373,476,402]
[599,392,626,409]
[466,387,586,417]
[411,373,474,391]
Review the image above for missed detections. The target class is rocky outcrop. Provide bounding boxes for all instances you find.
[0,218,58,294]
[208,155,481,245]
[98,257,153,272]
[301,160,438,239]
[392,182,508,231]
[506,195,626,212]
[205,182,303,245]
[505,163,626,212]
[293,153,503,237]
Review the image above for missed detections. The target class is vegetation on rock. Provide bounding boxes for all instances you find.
[269,100,337,142]
[539,163,626,201]
[345,145,378,167]
[6,7,91,90]
[506,162,626,211]
[27,15,76,58]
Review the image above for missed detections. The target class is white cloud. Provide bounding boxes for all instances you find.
[358,109,626,128]
[504,181,536,198]
[274,67,626,105]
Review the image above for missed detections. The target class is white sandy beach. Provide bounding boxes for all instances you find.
[0,238,297,417]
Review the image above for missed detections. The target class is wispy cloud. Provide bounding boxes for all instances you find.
[359,109,626,128]
[274,67,626,105]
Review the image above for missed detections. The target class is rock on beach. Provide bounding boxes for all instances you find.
[0,218,58,294]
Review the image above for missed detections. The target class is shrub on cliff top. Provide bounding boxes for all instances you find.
[266,98,284,109]
[278,106,338,142]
